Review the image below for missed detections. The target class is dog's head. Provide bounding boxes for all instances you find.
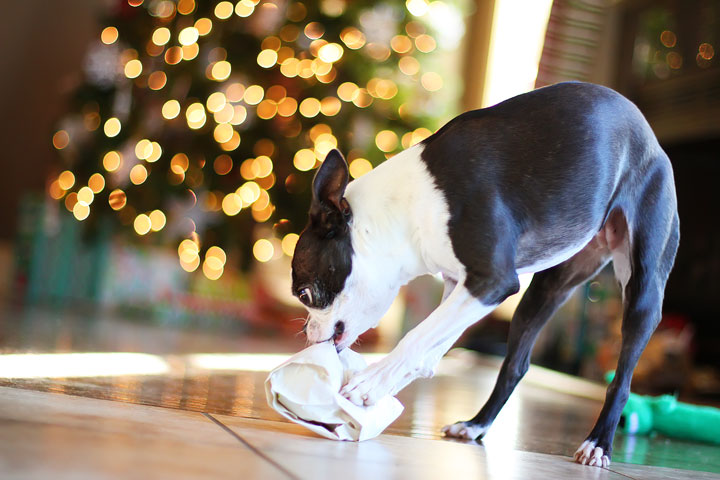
[291,149,399,350]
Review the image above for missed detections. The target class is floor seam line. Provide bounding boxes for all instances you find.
[203,412,300,480]
[606,466,639,479]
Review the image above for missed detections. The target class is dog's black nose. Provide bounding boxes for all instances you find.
[333,321,345,339]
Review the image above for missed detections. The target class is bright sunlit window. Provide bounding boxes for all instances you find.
[483,0,554,107]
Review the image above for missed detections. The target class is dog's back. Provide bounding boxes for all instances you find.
[420,81,677,275]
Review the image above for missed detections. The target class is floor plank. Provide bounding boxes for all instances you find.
[0,387,288,480]
[212,415,633,480]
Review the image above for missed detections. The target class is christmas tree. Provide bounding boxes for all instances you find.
[49,0,465,280]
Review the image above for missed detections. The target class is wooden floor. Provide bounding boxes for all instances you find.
[1,308,719,479]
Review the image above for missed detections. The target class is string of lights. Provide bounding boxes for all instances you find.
[50,0,463,280]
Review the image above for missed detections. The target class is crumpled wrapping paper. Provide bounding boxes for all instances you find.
[265,342,404,441]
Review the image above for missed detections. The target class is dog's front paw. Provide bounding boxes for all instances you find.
[441,421,488,441]
[340,361,401,406]
[573,440,611,468]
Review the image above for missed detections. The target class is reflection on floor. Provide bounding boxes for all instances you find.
[1,307,719,479]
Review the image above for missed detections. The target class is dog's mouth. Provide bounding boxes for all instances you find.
[316,321,347,352]
[332,321,347,351]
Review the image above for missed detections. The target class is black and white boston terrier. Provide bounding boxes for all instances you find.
[291,82,679,468]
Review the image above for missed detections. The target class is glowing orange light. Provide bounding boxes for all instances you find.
[149,210,166,231]
[148,71,167,90]
[109,189,127,210]
[211,61,232,81]
[235,0,255,17]
[130,164,148,185]
[206,92,227,113]
[281,233,299,256]
[58,170,75,190]
[415,34,437,53]
[52,130,70,150]
[73,202,90,221]
[214,123,235,143]
[340,27,366,49]
[182,43,199,61]
[226,83,245,102]
[88,173,105,193]
[277,97,298,117]
[253,239,274,262]
[398,56,420,75]
[104,118,121,137]
[254,155,273,178]
[195,18,213,36]
[257,49,278,68]
[318,43,344,63]
[220,131,241,151]
[256,100,278,120]
[406,0,430,16]
[124,59,143,78]
[304,22,325,40]
[179,27,199,46]
[391,35,413,53]
[215,1,234,19]
[165,46,183,65]
[103,151,122,172]
[293,149,316,171]
[660,30,677,48]
[421,72,443,91]
[244,85,264,105]
[230,105,248,125]
[299,98,321,118]
[375,130,399,152]
[699,43,715,60]
[213,154,233,175]
[152,27,171,46]
[49,180,64,200]
[262,36,282,51]
[134,214,152,235]
[101,27,119,45]
[221,193,242,216]
[162,100,181,119]
[349,158,373,179]
[337,82,359,102]
[177,0,195,15]
[170,153,189,174]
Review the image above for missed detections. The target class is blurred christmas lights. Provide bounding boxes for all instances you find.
[49,0,456,279]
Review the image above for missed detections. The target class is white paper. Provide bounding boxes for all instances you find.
[265,342,404,441]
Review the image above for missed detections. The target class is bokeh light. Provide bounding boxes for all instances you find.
[101,26,119,45]
[52,130,70,150]
[253,239,274,262]
[88,173,105,193]
[103,118,121,137]
[109,189,127,210]
[103,151,122,172]
[349,158,373,178]
[162,100,181,119]
[58,170,75,190]
[134,214,152,235]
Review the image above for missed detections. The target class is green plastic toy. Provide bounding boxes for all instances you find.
[606,372,720,445]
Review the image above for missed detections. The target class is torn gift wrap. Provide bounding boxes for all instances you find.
[265,342,404,441]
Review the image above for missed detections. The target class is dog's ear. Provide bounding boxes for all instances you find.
[310,149,352,236]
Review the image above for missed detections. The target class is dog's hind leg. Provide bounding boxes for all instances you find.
[574,181,679,467]
[442,237,611,441]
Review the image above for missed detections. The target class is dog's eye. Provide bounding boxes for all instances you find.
[298,287,313,306]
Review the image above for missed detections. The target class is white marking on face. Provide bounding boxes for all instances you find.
[303,144,462,349]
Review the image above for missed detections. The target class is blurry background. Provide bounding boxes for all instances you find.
[0,0,718,402]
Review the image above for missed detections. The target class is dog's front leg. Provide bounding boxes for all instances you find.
[341,282,495,406]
